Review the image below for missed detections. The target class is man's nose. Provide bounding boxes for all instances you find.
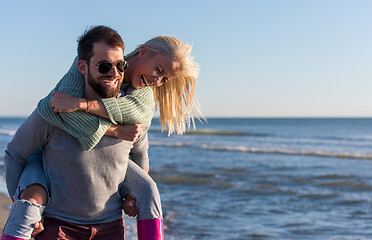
[107,65,122,77]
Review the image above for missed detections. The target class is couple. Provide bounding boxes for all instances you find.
[2,26,201,240]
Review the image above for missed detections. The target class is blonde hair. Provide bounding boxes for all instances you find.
[127,36,203,134]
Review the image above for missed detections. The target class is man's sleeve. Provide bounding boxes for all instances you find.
[129,122,151,170]
[4,110,50,197]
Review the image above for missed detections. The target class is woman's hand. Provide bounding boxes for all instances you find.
[106,123,146,141]
[50,91,84,113]
[123,194,138,217]
[31,220,44,238]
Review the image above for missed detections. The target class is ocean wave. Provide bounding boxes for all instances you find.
[150,141,372,160]
[200,145,372,160]
[299,135,372,147]
[0,129,16,136]
[260,136,372,148]
[154,175,216,185]
[319,181,372,190]
[336,199,369,206]
[298,192,339,200]
[149,128,267,136]
[314,174,353,180]
[151,168,234,188]
[150,141,191,147]
[150,128,372,149]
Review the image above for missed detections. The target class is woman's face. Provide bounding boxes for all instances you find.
[126,47,180,89]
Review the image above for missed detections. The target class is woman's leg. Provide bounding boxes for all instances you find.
[119,160,163,240]
[2,149,48,240]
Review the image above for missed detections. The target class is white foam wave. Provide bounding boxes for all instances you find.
[254,136,372,148]
[200,144,372,160]
[149,141,372,160]
[150,141,190,147]
[0,129,16,136]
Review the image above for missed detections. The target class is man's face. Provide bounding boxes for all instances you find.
[127,48,180,89]
[87,41,124,98]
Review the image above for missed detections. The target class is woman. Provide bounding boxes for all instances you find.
[2,35,202,240]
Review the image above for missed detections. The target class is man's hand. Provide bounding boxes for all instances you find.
[50,91,82,113]
[123,195,138,217]
[31,219,44,238]
[106,123,146,141]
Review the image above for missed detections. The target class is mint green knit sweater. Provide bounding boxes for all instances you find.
[37,57,155,150]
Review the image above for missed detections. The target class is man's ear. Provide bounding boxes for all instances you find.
[77,60,88,75]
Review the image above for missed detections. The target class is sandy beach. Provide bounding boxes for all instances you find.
[0,193,11,234]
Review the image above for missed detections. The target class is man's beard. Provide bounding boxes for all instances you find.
[87,70,122,98]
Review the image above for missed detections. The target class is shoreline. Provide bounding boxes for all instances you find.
[0,193,11,234]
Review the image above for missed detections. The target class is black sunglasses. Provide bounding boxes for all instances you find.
[86,60,128,74]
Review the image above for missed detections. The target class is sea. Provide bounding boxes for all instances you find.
[1,117,372,240]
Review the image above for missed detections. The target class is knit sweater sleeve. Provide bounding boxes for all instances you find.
[67,56,155,125]
[101,86,155,125]
[37,68,112,150]
[37,56,155,150]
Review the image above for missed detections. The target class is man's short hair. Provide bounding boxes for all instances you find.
[77,25,124,61]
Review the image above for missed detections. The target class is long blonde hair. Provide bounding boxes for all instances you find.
[126,36,203,134]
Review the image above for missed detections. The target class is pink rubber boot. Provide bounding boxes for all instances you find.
[137,218,164,240]
[1,235,27,240]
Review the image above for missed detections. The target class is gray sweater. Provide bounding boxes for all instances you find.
[5,110,150,224]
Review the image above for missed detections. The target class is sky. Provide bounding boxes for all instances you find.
[0,0,371,118]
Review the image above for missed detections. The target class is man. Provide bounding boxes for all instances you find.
[4,26,149,240]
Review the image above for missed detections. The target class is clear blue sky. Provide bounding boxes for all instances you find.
[1,0,371,117]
